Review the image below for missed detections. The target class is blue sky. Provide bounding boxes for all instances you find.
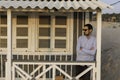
[101,0,120,13]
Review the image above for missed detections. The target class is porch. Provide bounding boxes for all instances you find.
[0,53,96,80]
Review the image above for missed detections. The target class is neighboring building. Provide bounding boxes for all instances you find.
[0,0,111,80]
[111,16,116,22]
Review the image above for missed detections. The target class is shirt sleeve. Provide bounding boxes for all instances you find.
[82,38,96,56]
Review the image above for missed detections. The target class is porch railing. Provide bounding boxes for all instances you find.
[0,53,73,79]
[0,53,96,80]
[12,61,96,80]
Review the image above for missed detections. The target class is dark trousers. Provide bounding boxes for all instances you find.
[76,65,90,80]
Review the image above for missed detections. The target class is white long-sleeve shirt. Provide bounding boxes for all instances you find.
[76,35,96,61]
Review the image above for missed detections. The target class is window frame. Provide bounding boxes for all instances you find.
[35,13,72,53]
[12,14,31,52]
[0,15,7,51]
[0,12,73,54]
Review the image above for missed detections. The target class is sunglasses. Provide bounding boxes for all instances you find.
[83,29,89,31]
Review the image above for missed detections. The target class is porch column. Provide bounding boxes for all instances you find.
[96,10,102,80]
[6,9,12,80]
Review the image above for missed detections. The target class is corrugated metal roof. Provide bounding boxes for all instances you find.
[0,0,112,10]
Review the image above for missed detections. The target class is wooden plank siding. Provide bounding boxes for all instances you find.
[72,12,83,76]
[0,12,78,79]
[0,12,83,79]
[73,12,83,60]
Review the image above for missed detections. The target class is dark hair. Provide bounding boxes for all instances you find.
[84,24,93,30]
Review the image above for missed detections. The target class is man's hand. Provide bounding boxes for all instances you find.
[80,47,83,50]
[90,47,94,50]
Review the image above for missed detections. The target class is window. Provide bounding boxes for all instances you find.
[0,14,30,51]
[37,15,69,52]
[0,13,73,54]
[0,15,7,48]
[15,15,29,49]
[55,16,67,49]
[38,16,51,49]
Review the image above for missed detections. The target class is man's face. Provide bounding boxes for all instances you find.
[83,26,92,36]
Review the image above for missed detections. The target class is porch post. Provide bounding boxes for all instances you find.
[96,10,102,80]
[6,9,12,80]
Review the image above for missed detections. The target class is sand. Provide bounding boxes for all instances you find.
[91,21,120,80]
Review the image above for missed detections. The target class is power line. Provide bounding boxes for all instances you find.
[110,1,120,6]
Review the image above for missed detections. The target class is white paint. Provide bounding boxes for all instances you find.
[96,10,102,80]
[6,9,12,80]
[12,61,95,80]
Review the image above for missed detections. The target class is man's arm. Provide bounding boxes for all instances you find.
[81,39,96,56]
[76,37,82,53]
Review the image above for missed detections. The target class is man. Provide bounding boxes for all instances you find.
[76,24,96,80]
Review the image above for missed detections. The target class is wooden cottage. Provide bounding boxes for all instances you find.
[0,0,112,80]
